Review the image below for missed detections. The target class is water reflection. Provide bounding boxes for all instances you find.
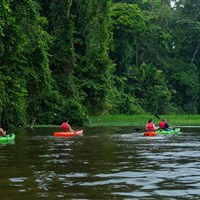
[0,127,200,199]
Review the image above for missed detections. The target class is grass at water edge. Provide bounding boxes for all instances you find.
[87,114,200,127]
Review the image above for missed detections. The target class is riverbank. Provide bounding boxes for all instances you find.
[87,114,200,127]
[23,114,200,128]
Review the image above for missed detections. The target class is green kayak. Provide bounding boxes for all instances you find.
[156,128,181,134]
[0,133,15,143]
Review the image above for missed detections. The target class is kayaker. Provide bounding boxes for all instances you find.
[145,119,156,131]
[159,119,170,130]
[0,126,6,136]
[61,119,73,132]
[159,119,166,129]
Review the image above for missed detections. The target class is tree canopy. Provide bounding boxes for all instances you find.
[1,0,200,129]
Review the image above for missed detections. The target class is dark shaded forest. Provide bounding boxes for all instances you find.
[0,0,200,128]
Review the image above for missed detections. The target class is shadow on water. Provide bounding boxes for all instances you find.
[0,126,200,199]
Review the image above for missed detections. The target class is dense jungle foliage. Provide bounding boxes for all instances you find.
[0,0,200,128]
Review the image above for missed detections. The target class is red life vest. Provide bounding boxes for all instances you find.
[61,122,70,131]
[147,122,154,131]
[159,121,165,129]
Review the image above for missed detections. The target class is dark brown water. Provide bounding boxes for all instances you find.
[0,126,200,199]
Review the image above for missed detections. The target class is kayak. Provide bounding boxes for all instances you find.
[54,130,83,137]
[156,128,181,134]
[144,128,181,136]
[144,131,157,137]
[0,133,15,143]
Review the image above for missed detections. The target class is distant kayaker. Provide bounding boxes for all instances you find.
[159,119,166,129]
[146,119,156,131]
[159,119,169,130]
[61,119,73,132]
[0,126,6,136]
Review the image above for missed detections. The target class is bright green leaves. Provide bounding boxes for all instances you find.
[126,63,172,114]
[2,0,200,128]
[48,0,113,117]
[111,3,145,75]
[166,59,200,113]
[0,0,53,128]
[111,3,146,35]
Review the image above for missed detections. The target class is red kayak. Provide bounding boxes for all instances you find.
[54,130,83,137]
[144,131,157,137]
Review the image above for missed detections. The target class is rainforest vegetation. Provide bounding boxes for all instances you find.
[0,0,200,128]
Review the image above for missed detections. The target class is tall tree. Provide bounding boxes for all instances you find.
[166,0,200,113]
[74,0,113,114]
[110,3,145,73]
[0,0,53,128]
[47,0,113,117]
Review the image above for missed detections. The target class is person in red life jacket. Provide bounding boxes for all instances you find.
[159,119,166,129]
[159,119,170,130]
[61,119,73,132]
[145,119,156,131]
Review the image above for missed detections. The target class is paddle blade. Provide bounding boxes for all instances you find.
[16,123,23,128]
[154,114,161,120]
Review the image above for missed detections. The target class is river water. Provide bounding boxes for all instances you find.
[0,126,200,199]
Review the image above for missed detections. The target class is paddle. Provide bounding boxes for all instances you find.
[1,122,23,137]
[154,114,161,120]
[5,123,23,130]
[16,123,23,128]
[133,128,140,132]
[54,113,63,123]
